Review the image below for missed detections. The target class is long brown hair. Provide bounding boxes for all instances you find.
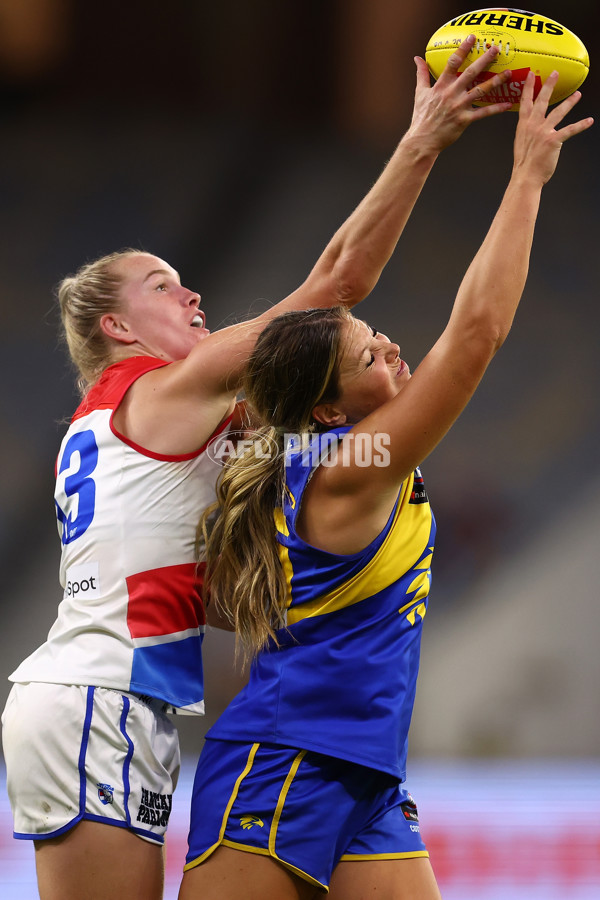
[199,306,353,660]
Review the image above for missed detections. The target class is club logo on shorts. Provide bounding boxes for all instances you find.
[400,793,420,822]
[97,783,114,805]
[240,815,264,830]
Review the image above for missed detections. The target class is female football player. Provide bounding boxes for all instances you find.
[1,36,515,900]
[179,71,592,900]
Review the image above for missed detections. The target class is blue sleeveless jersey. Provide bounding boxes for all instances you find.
[207,428,436,780]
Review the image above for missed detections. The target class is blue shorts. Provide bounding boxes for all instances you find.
[185,739,428,890]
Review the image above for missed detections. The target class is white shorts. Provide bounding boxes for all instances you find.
[1,682,180,845]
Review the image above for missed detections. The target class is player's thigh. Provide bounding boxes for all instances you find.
[328,856,442,900]
[35,819,165,900]
[178,845,320,900]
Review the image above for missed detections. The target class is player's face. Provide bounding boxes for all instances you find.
[113,253,209,361]
[333,318,410,423]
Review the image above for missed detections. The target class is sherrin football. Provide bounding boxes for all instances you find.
[426,9,589,110]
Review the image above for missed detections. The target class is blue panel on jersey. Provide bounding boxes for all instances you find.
[208,583,417,779]
[208,427,435,780]
[130,635,204,708]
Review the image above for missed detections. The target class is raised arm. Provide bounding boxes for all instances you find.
[280,37,516,311]
[118,39,517,456]
[119,35,510,453]
[309,72,593,547]
[182,37,514,391]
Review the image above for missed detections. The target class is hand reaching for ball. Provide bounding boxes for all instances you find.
[512,70,594,186]
[406,35,513,154]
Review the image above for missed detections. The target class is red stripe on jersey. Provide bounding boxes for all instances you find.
[72,357,169,422]
[126,562,206,638]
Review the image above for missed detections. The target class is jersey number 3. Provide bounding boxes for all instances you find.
[55,430,99,545]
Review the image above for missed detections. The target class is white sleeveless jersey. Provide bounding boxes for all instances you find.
[10,356,230,715]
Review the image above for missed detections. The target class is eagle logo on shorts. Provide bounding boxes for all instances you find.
[240,815,264,829]
[97,783,114,805]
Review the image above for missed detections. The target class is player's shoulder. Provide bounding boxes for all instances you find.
[73,356,168,421]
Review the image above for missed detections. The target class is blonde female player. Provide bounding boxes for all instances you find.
[0,37,514,900]
[179,73,592,900]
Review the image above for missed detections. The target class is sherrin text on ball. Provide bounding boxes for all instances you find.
[426,9,589,110]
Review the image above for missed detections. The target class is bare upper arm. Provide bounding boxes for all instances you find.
[112,362,236,456]
[297,465,400,555]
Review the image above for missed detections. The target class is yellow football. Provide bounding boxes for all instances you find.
[425,9,589,110]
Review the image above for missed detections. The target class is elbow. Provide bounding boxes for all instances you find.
[492,327,509,354]
[330,249,379,306]
[460,317,507,368]
[481,321,507,356]
[488,316,513,355]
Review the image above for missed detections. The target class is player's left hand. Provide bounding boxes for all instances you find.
[407,34,513,152]
[512,70,594,186]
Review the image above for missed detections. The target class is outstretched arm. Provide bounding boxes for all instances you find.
[282,36,514,311]
[308,72,593,552]
[122,38,513,454]
[177,37,513,389]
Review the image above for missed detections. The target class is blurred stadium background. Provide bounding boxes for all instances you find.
[0,1,598,897]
